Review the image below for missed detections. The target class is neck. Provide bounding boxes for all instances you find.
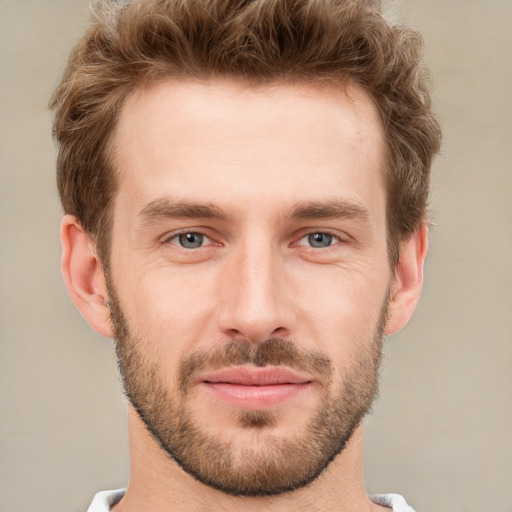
[113,408,385,512]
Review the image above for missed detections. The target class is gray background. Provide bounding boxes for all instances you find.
[1,1,511,511]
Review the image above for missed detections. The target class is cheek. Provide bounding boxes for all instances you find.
[114,264,221,355]
[290,262,390,354]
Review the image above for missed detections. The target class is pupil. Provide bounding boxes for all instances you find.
[309,233,332,247]
[179,233,203,248]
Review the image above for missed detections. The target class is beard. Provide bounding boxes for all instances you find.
[108,285,387,497]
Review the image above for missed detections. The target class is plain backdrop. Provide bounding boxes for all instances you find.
[1,1,511,511]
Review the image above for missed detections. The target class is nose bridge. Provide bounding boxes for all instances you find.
[240,239,276,310]
[217,234,293,342]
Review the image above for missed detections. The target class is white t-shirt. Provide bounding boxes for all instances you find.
[87,489,416,511]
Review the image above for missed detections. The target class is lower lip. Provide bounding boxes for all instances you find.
[200,382,311,409]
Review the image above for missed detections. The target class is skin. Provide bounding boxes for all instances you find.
[60,79,428,511]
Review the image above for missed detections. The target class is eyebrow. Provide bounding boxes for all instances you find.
[138,197,369,224]
[288,199,370,223]
[138,198,229,224]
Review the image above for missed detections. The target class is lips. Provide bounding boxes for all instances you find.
[197,366,313,409]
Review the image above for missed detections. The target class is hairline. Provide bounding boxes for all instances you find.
[94,75,417,270]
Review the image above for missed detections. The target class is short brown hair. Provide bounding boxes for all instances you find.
[50,0,441,265]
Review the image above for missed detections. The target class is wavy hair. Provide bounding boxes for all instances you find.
[50,0,441,265]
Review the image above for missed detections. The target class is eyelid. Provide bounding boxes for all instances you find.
[159,227,351,248]
[161,228,217,246]
[293,229,350,247]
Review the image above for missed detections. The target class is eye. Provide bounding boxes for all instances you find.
[169,232,211,249]
[298,232,340,248]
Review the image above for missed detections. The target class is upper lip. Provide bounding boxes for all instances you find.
[199,366,313,386]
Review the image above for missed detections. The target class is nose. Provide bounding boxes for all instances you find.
[217,239,296,343]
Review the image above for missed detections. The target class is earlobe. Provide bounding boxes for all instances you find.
[60,215,113,338]
[385,224,428,336]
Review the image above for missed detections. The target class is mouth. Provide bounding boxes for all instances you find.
[197,366,313,409]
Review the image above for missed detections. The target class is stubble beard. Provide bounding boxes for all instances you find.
[109,286,388,497]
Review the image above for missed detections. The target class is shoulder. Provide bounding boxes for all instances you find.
[86,489,126,512]
[370,493,417,512]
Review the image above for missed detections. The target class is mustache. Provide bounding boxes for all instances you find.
[178,338,333,392]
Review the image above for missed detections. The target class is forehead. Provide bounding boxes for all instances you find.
[111,79,386,215]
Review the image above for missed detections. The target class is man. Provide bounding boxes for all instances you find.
[50,0,441,510]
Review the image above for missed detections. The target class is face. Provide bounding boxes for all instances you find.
[107,80,392,495]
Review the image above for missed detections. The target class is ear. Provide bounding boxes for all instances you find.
[385,223,428,336]
[60,215,113,338]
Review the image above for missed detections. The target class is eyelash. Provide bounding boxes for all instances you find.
[162,229,346,250]
[296,231,343,249]
[163,230,216,249]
